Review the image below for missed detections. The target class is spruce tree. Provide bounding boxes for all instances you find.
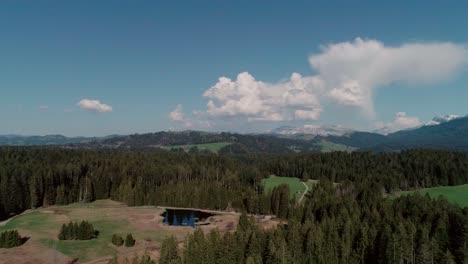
[160,236,181,264]
[125,233,135,247]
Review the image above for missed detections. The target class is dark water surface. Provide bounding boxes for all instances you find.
[162,209,214,227]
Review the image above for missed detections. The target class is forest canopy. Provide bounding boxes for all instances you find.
[0,147,467,263]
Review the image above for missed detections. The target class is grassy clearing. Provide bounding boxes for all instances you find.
[162,142,231,153]
[0,200,170,262]
[396,184,468,207]
[262,175,307,200]
[317,140,356,153]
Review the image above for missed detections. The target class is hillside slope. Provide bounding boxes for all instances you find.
[74,131,320,154]
[370,116,468,152]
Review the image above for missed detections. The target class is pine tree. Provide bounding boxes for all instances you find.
[112,234,124,246]
[55,184,66,205]
[160,236,181,264]
[125,233,135,247]
[58,224,66,240]
[0,230,22,248]
[29,175,40,209]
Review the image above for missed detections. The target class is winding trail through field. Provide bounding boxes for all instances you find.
[298,182,309,203]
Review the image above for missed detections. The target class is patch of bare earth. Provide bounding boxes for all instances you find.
[0,240,73,264]
[122,207,280,263]
[1,201,281,264]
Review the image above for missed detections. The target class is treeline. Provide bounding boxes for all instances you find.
[1,148,468,221]
[77,130,318,154]
[262,150,468,192]
[160,181,468,264]
[0,147,256,220]
[58,221,96,240]
[0,230,23,248]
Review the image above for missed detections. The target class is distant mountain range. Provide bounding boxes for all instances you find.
[2,114,468,153]
[270,124,353,137]
[72,131,319,154]
[317,115,468,152]
[425,114,462,126]
[0,134,114,146]
[369,115,468,152]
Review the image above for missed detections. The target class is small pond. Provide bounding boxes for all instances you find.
[162,209,214,227]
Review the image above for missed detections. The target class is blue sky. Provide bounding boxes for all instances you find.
[1,1,468,136]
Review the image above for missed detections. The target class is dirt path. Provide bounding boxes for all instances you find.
[298,182,309,203]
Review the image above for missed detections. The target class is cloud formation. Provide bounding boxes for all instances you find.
[203,72,323,122]
[77,99,113,113]
[169,104,185,121]
[169,104,213,128]
[374,112,421,135]
[171,38,468,130]
[310,38,468,115]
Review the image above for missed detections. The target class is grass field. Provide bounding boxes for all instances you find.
[0,200,255,263]
[317,140,356,153]
[162,142,231,153]
[262,175,308,200]
[396,184,468,207]
[0,200,172,262]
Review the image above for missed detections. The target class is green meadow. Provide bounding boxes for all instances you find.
[397,184,468,207]
[262,175,308,200]
[162,142,231,153]
[0,200,170,262]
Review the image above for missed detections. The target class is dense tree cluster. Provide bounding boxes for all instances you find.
[269,184,291,219]
[161,181,468,264]
[0,147,467,263]
[159,236,181,264]
[0,229,23,248]
[78,130,318,154]
[0,147,259,219]
[58,221,96,240]
[262,150,468,192]
[0,148,467,221]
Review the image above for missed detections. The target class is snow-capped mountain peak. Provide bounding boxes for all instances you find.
[271,124,353,137]
[425,114,460,126]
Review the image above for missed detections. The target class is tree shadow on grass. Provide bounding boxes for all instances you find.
[20,236,30,246]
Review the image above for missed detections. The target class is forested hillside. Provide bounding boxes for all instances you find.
[0,134,110,146]
[5,117,468,154]
[318,117,468,152]
[161,183,468,264]
[1,148,468,219]
[370,116,468,152]
[1,148,467,263]
[74,130,319,154]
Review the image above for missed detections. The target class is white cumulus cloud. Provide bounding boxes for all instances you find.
[203,72,323,122]
[169,104,213,129]
[171,38,468,130]
[169,104,185,121]
[374,112,421,135]
[310,38,468,115]
[77,99,113,113]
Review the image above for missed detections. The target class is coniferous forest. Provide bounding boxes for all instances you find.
[0,147,467,263]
